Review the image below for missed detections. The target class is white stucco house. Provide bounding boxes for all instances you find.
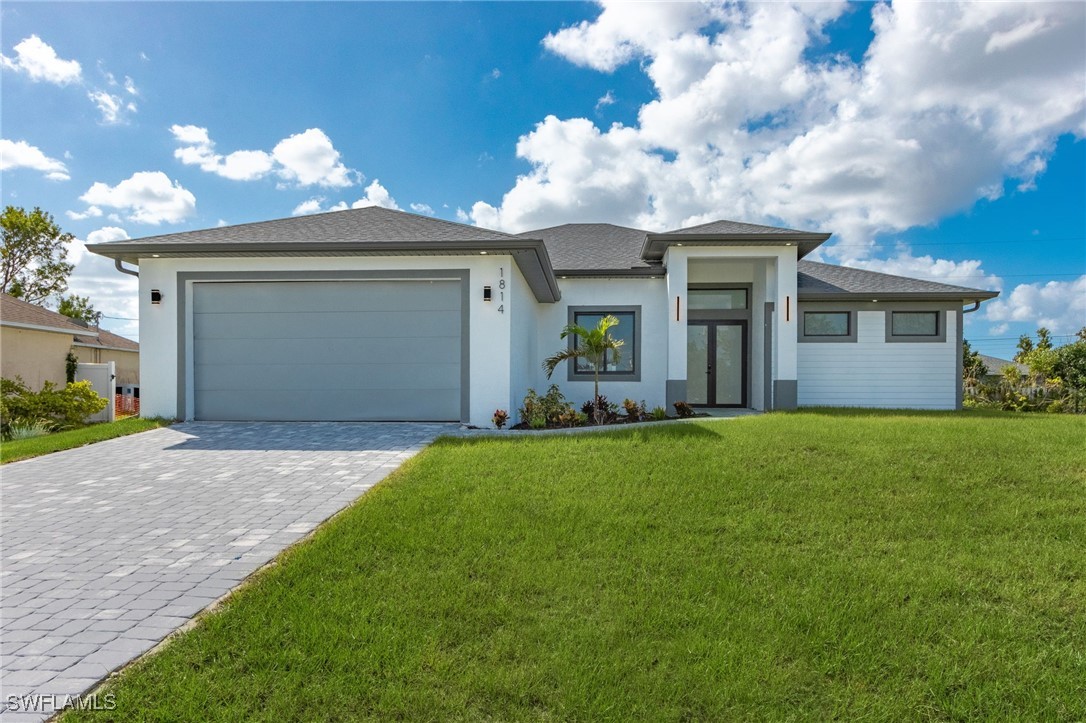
[87,207,998,425]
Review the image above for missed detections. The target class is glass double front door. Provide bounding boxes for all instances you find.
[687,321,747,407]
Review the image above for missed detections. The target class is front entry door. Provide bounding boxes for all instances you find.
[687,320,748,407]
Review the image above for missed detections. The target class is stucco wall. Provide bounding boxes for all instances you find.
[74,347,139,386]
[797,301,960,409]
[136,255,513,426]
[0,326,72,389]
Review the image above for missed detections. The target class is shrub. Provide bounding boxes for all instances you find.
[65,350,78,384]
[556,405,580,428]
[492,409,508,429]
[622,398,646,420]
[0,377,108,431]
[674,401,695,418]
[650,406,668,421]
[581,395,618,424]
[519,385,570,427]
[6,418,53,440]
[530,416,547,430]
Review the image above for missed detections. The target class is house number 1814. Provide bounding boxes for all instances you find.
[497,267,505,313]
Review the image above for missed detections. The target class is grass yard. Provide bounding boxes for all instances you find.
[67,410,1085,721]
[1,417,171,464]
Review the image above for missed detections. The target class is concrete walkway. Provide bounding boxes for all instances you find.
[0,422,448,721]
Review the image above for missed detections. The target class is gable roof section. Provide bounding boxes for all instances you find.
[977,354,1028,375]
[643,219,831,260]
[73,328,139,352]
[86,206,561,302]
[0,293,94,335]
[798,261,998,301]
[517,223,659,275]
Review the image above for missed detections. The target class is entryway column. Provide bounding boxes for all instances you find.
[665,248,688,407]
[773,251,799,409]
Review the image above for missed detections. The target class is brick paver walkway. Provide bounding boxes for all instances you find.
[0,422,447,721]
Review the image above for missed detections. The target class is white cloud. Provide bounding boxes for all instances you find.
[88,90,136,125]
[123,75,138,95]
[349,180,400,210]
[272,128,355,188]
[0,138,70,180]
[86,226,130,244]
[410,203,435,215]
[0,35,82,85]
[292,197,325,216]
[79,171,196,224]
[471,0,1085,254]
[172,125,354,187]
[595,90,616,113]
[983,275,1086,334]
[66,206,103,221]
[68,226,139,340]
[845,252,1003,292]
[491,68,502,79]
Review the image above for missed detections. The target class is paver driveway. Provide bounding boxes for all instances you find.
[1,422,448,721]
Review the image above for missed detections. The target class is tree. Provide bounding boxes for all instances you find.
[0,206,74,304]
[58,294,99,325]
[962,339,988,382]
[1014,334,1034,362]
[542,315,624,424]
[1036,327,1053,351]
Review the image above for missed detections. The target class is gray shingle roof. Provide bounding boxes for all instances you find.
[798,260,998,299]
[977,354,1027,375]
[660,219,826,237]
[0,293,92,334]
[87,206,523,247]
[517,223,656,272]
[73,328,138,352]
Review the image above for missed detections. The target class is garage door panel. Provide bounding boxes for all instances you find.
[191,280,463,421]
[193,280,461,314]
[196,389,461,422]
[195,362,461,392]
[194,310,461,341]
[195,336,458,366]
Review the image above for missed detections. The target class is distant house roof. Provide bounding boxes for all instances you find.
[0,293,94,335]
[73,328,139,353]
[977,354,1028,375]
[797,261,998,302]
[517,223,659,275]
[86,206,562,303]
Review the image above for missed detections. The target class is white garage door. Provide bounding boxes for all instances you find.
[192,280,463,421]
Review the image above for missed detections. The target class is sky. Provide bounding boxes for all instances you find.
[1,1,1084,359]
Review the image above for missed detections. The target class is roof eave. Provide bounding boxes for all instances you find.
[640,232,831,261]
[0,320,89,335]
[87,239,563,303]
[798,290,1000,302]
[553,267,665,279]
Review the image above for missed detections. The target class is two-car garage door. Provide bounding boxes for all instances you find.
[192,280,463,421]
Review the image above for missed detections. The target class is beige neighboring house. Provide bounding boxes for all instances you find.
[0,292,139,389]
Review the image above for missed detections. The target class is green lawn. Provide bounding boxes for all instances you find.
[1,417,170,464]
[67,411,1085,721]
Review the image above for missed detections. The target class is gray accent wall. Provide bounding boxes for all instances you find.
[773,380,797,410]
[763,302,774,411]
[177,270,470,422]
[665,379,687,410]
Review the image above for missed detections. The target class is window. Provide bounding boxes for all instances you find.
[891,311,939,336]
[689,288,747,310]
[886,310,946,343]
[804,311,850,337]
[573,310,636,374]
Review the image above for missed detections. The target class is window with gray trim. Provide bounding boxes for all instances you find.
[573,310,636,374]
[891,311,939,336]
[804,311,850,336]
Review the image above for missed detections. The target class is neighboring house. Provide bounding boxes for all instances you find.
[86,207,998,425]
[976,353,1029,383]
[0,293,139,389]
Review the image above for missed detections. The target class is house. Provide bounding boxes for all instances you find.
[0,292,139,389]
[86,207,998,425]
[976,353,1029,383]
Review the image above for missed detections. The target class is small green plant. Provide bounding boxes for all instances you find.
[574,411,589,426]
[5,418,54,440]
[65,350,78,384]
[530,415,547,430]
[492,409,508,429]
[556,405,580,428]
[674,401,695,418]
[650,406,668,421]
[518,385,570,427]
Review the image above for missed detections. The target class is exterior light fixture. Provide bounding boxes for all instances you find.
[480,251,488,255]
[152,254,161,258]
[150,289,163,305]
[483,286,492,302]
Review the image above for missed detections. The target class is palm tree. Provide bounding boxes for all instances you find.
[543,314,624,424]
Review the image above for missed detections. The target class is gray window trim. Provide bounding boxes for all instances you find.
[176,270,471,422]
[799,309,857,343]
[566,305,641,383]
[886,310,946,343]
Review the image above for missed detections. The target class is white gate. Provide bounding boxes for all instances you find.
[77,361,116,423]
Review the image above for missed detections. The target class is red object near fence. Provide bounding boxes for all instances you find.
[115,394,140,418]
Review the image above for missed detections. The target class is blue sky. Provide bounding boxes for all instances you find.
[2,1,1083,357]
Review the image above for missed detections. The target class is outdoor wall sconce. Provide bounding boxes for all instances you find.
[150,289,163,305]
[483,286,492,302]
